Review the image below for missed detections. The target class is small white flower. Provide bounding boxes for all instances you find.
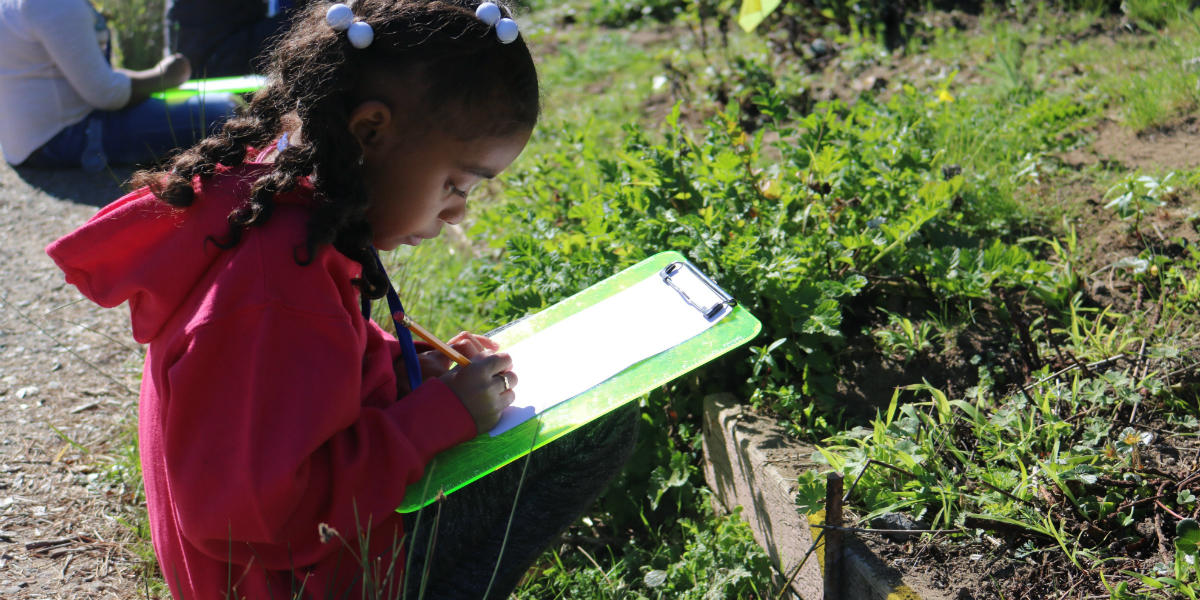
[1114,256,1149,274]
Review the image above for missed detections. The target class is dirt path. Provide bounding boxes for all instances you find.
[0,164,145,599]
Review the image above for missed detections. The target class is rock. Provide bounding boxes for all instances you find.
[870,512,930,542]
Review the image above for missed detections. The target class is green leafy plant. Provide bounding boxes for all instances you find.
[871,311,936,362]
[94,1,1200,598]
[1104,172,1176,236]
[1119,518,1200,599]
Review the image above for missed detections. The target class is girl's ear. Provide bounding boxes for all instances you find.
[347,100,394,158]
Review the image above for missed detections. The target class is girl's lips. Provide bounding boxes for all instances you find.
[397,226,443,246]
[400,232,437,246]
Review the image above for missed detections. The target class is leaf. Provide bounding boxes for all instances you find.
[802,299,843,336]
[904,382,951,424]
[794,470,826,514]
[644,569,668,587]
[1179,490,1198,506]
[1177,519,1200,555]
[1123,570,1167,589]
[649,451,692,510]
[949,399,983,423]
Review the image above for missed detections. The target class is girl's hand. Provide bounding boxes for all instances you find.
[412,331,500,380]
[415,349,451,382]
[446,331,499,359]
[440,353,517,434]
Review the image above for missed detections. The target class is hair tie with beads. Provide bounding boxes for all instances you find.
[326,3,374,49]
[475,2,519,44]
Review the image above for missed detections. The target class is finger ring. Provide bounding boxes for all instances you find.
[497,373,510,392]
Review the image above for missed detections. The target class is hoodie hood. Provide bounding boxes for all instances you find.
[46,164,313,343]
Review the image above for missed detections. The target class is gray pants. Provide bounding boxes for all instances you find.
[401,404,639,599]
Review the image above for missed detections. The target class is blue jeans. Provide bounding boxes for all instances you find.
[400,404,639,598]
[21,93,237,171]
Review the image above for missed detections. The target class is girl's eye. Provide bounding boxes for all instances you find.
[446,183,469,199]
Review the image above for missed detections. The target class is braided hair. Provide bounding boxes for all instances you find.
[131,0,540,299]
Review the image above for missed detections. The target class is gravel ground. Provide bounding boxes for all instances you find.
[0,163,148,599]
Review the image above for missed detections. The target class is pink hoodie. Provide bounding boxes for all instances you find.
[46,163,477,599]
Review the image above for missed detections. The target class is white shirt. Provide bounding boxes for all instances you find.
[0,0,131,164]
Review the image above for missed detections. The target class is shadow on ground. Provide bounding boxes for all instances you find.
[7,165,135,208]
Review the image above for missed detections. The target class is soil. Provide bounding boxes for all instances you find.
[0,164,148,599]
[705,10,1200,599]
[818,116,1200,599]
[827,117,1200,600]
[1064,115,1200,173]
[1051,116,1200,316]
[854,426,1200,600]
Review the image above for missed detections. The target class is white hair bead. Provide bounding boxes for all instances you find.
[475,2,502,26]
[325,3,354,31]
[495,17,518,44]
[494,17,518,43]
[347,20,374,48]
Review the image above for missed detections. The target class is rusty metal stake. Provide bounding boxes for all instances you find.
[823,472,844,600]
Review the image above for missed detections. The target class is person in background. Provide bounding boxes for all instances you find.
[0,0,238,170]
[165,0,307,78]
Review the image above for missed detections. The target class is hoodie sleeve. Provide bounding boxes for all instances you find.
[162,301,478,568]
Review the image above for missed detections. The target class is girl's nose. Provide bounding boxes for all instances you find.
[439,199,466,225]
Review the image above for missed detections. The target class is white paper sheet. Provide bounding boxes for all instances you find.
[489,268,729,435]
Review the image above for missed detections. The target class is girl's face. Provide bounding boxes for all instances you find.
[355,103,532,251]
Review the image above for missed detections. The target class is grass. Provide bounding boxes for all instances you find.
[780,5,1200,597]
[91,0,1200,598]
[103,421,172,599]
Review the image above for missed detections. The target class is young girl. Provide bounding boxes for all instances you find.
[47,1,637,598]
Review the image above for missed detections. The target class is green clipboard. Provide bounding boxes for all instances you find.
[397,250,761,513]
[151,75,266,104]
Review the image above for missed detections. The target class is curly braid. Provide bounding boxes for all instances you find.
[131,0,540,300]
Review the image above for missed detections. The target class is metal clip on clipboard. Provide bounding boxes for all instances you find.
[660,261,736,322]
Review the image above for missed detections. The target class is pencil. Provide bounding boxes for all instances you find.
[396,312,472,367]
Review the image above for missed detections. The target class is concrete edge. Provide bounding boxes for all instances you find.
[701,393,928,600]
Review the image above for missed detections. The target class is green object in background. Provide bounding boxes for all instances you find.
[738,0,782,32]
[398,251,762,513]
[151,75,266,103]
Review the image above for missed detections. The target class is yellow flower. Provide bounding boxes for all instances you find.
[758,175,782,199]
[937,89,954,103]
